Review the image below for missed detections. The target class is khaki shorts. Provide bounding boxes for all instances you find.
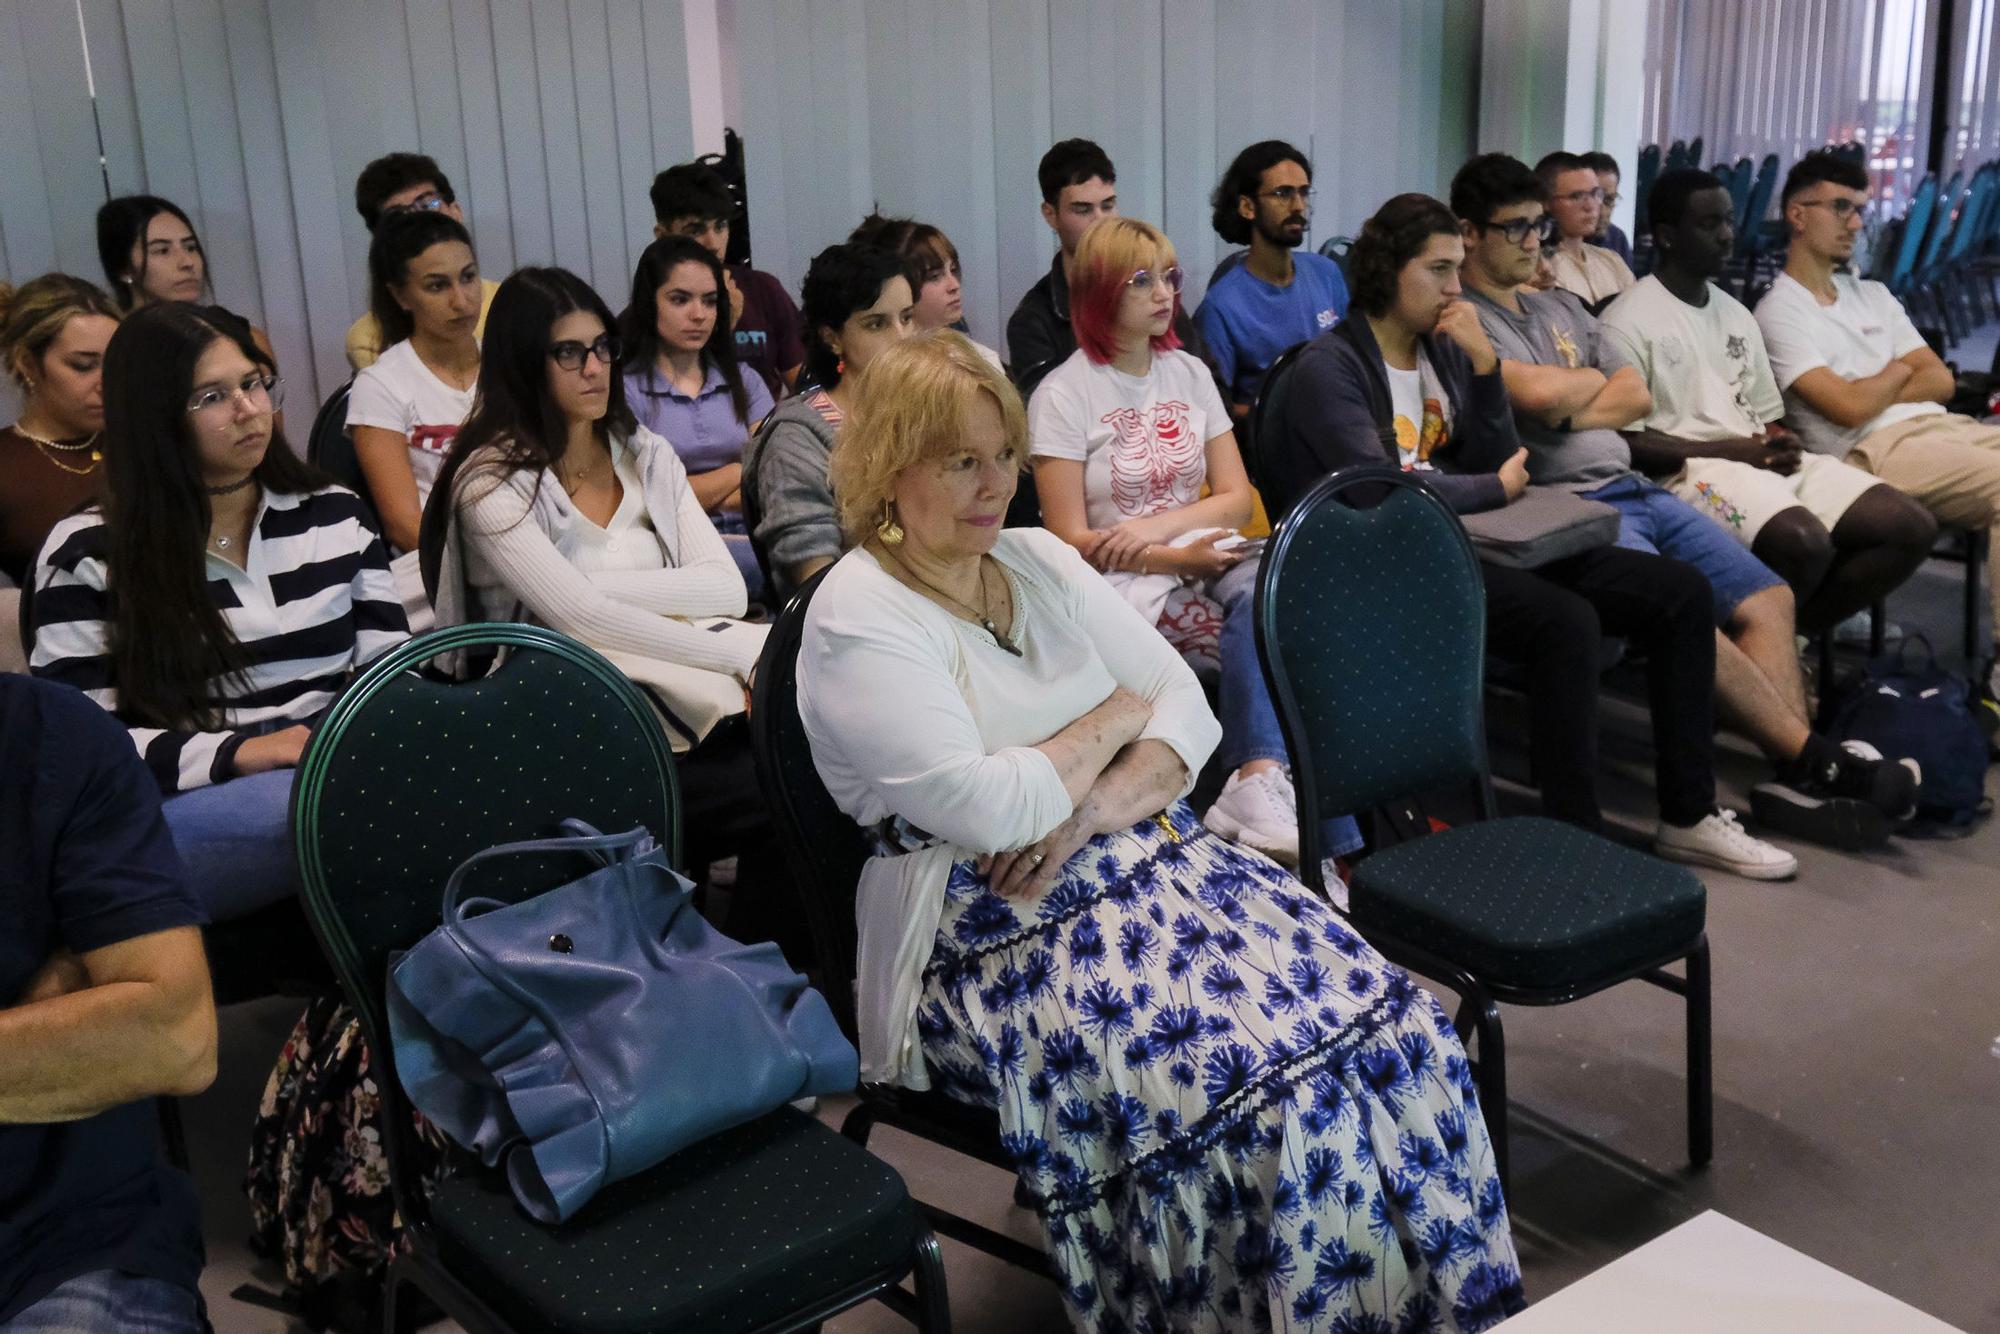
[1667,452,1883,548]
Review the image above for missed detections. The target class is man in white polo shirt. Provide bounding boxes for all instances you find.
[1755,150,2000,717]
[1603,167,1936,633]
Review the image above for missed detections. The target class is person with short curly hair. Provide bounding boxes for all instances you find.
[1194,139,1349,412]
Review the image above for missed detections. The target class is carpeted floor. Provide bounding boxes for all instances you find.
[188,549,2000,1334]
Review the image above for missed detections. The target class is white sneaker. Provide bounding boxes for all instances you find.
[1833,610,1900,646]
[1654,809,1799,881]
[1203,768,1301,866]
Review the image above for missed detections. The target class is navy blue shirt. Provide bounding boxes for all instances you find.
[0,676,207,1321]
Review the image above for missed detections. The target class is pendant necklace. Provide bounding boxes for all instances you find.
[882,549,1022,656]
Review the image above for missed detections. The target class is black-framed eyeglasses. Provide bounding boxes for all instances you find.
[1258,185,1314,206]
[186,372,282,417]
[1485,214,1559,247]
[384,192,449,217]
[1799,197,1871,222]
[1126,266,1185,295]
[548,334,622,371]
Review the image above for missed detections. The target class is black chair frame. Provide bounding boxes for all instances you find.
[1254,466,1712,1188]
[749,574,1057,1282]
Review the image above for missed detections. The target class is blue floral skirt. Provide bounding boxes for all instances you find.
[917,803,1525,1333]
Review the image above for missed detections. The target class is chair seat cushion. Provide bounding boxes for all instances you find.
[426,1107,916,1333]
[1348,816,1705,992]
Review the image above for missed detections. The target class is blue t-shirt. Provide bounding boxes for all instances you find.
[1195,250,1350,405]
[0,676,207,1321]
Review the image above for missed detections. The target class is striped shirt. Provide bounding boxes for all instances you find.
[29,486,408,794]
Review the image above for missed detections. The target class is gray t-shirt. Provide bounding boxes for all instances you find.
[1466,286,1635,490]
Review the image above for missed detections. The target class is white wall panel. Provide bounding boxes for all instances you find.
[1,0,698,420]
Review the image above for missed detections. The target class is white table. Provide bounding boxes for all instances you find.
[1501,1210,1965,1332]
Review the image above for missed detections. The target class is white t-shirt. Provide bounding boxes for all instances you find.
[346,338,478,512]
[1602,275,1783,441]
[1384,354,1446,471]
[1026,347,1233,531]
[1753,271,1944,457]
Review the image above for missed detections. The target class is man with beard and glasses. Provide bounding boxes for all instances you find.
[1601,169,1935,634]
[1455,152,1921,848]
[1195,140,1349,418]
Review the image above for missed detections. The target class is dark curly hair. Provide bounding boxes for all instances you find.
[1210,140,1311,245]
[1346,194,1463,319]
[799,243,910,390]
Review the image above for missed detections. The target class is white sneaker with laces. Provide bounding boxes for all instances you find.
[1654,809,1798,880]
[1203,767,1301,866]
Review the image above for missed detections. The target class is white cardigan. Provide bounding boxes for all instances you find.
[431,424,761,679]
[798,528,1221,1087]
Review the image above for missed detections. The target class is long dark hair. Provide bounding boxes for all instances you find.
[799,243,908,391]
[368,210,475,348]
[100,302,324,731]
[419,267,636,597]
[618,234,750,426]
[97,196,205,310]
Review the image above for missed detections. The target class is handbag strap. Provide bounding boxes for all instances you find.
[440,824,657,921]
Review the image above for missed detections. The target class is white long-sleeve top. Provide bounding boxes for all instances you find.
[431,424,760,679]
[798,527,1221,1087]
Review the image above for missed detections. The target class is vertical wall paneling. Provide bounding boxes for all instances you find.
[986,0,1055,348]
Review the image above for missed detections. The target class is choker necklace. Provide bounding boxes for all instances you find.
[881,548,1022,656]
[206,476,256,497]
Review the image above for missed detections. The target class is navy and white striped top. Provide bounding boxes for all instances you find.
[29,486,409,794]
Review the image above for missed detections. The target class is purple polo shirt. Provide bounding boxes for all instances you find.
[623,361,776,477]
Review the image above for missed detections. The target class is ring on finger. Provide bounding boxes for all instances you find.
[1030,852,1046,866]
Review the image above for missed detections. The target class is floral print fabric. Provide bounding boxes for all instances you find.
[918,803,1524,1333]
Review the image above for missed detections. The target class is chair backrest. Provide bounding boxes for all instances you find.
[1734,153,1782,259]
[1725,158,1754,226]
[1245,339,1309,489]
[1317,234,1354,276]
[292,624,681,1222]
[747,571,866,1041]
[1255,466,1492,833]
[1665,139,1689,174]
[304,379,384,531]
[1212,248,1248,284]
[1634,143,1663,237]
[1887,174,1938,289]
[1686,135,1704,168]
[1945,166,1997,262]
[1918,169,1965,272]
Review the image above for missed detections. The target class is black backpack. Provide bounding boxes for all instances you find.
[1826,637,1993,835]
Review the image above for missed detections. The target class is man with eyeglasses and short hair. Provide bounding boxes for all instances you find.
[1455,152,1922,846]
[1537,151,1635,311]
[1581,150,1635,267]
[1195,140,1349,417]
[344,153,500,372]
[1757,149,2000,726]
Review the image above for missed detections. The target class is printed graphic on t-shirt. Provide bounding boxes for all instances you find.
[410,423,461,454]
[1393,400,1447,471]
[1552,324,1581,369]
[1102,400,1202,516]
[1316,307,1337,330]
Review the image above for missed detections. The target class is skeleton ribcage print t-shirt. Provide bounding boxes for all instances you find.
[1026,346,1234,533]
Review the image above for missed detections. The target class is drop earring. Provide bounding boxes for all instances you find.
[836,357,847,377]
[877,501,904,546]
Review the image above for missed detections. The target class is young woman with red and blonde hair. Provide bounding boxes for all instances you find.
[1026,217,1359,874]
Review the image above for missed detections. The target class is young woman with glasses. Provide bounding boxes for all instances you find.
[27,302,407,921]
[1028,217,1361,876]
[419,267,770,873]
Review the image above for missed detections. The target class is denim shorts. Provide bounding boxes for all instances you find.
[1584,474,1784,625]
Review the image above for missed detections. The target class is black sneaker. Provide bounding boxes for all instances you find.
[1750,742,1921,850]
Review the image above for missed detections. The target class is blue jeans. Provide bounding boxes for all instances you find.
[6,1269,205,1332]
[1213,560,1364,858]
[1584,475,1785,625]
[160,769,299,922]
[712,512,769,605]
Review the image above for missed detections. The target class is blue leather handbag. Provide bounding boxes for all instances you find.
[386,821,858,1223]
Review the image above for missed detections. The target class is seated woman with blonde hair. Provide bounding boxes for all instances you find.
[798,329,1522,1334]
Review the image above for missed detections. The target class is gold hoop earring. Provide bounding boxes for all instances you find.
[877,501,904,546]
